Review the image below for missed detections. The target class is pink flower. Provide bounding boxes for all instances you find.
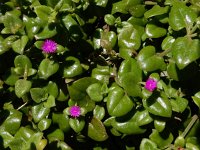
[145,78,157,92]
[41,39,57,53]
[69,106,81,117]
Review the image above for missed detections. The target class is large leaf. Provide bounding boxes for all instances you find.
[172,37,200,69]
[143,92,172,118]
[169,1,197,31]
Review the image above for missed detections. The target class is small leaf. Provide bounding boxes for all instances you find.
[12,36,29,54]
[30,88,48,103]
[145,24,167,38]
[32,103,50,123]
[106,85,134,117]
[88,117,108,141]
[69,118,85,133]
[38,59,59,79]
[140,138,159,150]
[15,79,32,98]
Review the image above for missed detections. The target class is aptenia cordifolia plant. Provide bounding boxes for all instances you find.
[0,0,200,150]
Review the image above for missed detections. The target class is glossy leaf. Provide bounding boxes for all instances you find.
[170,97,188,113]
[93,105,105,120]
[88,117,108,141]
[69,118,85,133]
[38,59,59,79]
[38,118,52,131]
[32,103,50,123]
[143,92,172,117]
[91,65,110,84]
[62,56,83,78]
[30,88,48,103]
[145,24,167,38]
[107,85,134,117]
[137,46,166,72]
[15,79,32,98]
[12,35,29,54]
[140,138,159,150]
[47,129,64,143]
[86,83,103,102]
[169,1,197,31]
[144,5,169,19]
[149,129,174,149]
[172,37,200,69]
[52,113,71,132]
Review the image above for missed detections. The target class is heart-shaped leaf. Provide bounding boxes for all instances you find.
[107,85,134,117]
[32,103,50,123]
[143,92,172,118]
[137,46,166,72]
[169,1,197,31]
[88,117,108,141]
[38,59,59,79]
[172,37,200,69]
[69,118,85,133]
[15,79,32,98]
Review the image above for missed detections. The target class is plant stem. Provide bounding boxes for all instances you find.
[181,114,198,138]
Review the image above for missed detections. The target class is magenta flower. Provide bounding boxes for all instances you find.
[41,39,57,53]
[69,106,81,117]
[145,78,157,92]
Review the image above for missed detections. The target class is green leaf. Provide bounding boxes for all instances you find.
[144,5,169,19]
[38,59,59,79]
[154,120,166,132]
[12,35,29,54]
[30,88,48,103]
[15,79,32,98]
[34,5,53,22]
[172,37,200,69]
[35,24,57,40]
[133,109,153,126]
[38,118,52,131]
[52,113,70,132]
[14,55,32,69]
[43,95,56,108]
[95,0,108,7]
[1,10,23,34]
[149,129,174,149]
[118,23,141,51]
[91,65,110,84]
[0,109,22,135]
[86,83,103,102]
[145,24,167,38]
[23,15,40,39]
[118,58,142,97]
[169,1,197,31]
[0,130,14,148]
[93,105,105,120]
[46,81,59,98]
[161,36,175,51]
[47,129,64,143]
[69,118,85,133]
[106,85,134,117]
[137,46,166,72]
[62,56,83,78]
[140,138,159,150]
[88,117,108,141]
[170,97,188,113]
[143,92,172,118]
[192,91,200,108]
[112,112,147,135]
[32,103,50,123]
[68,77,99,101]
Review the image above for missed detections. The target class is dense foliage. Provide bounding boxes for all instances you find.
[0,0,200,149]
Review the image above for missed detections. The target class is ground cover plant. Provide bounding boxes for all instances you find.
[0,0,200,149]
